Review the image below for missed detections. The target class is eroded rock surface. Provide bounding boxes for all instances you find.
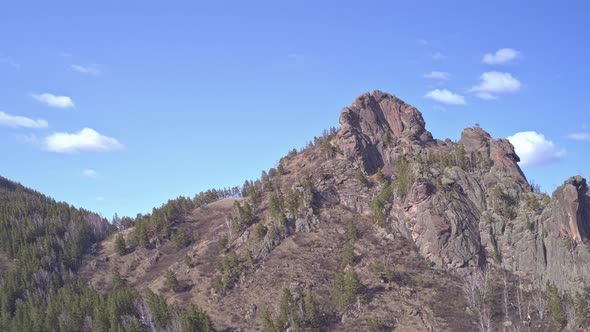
[329,90,590,290]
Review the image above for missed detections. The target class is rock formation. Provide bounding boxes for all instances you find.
[331,90,590,291]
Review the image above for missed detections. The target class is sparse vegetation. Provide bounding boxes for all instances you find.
[263,287,321,331]
[220,251,240,286]
[268,191,287,225]
[284,187,302,217]
[346,218,360,241]
[490,186,516,220]
[262,307,278,332]
[184,254,193,267]
[393,156,414,200]
[254,222,267,241]
[165,270,180,292]
[366,317,383,332]
[145,288,171,329]
[375,168,387,185]
[229,200,256,233]
[461,267,494,332]
[383,131,392,144]
[354,168,369,187]
[303,288,320,327]
[217,235,228,253]
[331,269,362,311]
[179,304,215,332]
[371,260,394,283]
[341,241,356,267]
[547,282,566,327]
[370,182,394,226]
[111,265,126,289]
[172,227,191,249]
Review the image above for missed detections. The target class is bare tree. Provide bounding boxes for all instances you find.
[565,300,577,331]
[225,216,234,241]
[532,285,547,321]
[462,270,480,308]
[480,303,492,332]
[515,277,524,321]
[512,276,533,332]
[462,267,494,332]
[502,271,510,318]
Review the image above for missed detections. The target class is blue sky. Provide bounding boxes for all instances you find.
[1,1,588,218]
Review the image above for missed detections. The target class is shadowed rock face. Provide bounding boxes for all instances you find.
[331,90,590,290]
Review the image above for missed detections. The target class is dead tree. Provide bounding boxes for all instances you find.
[462,267,493,332]
[532,284,547,321]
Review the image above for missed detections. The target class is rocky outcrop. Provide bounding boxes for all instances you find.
[536,177,590,290]
[337,91,433,174]
[549,176,590,243]
[328,90,590,291]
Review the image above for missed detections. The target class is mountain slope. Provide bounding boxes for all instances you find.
[5,91,588,331]
[0,176,113,329]
[81,91,590,331]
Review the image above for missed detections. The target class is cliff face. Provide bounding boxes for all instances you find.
[331,90,589,290]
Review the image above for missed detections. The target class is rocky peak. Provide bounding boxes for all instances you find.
[459,126,492,154]
[339,90,433,143]
[459,125,528,188]
[336,91,433,173]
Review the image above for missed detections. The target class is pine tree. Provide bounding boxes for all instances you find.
[277,288,296,330]
[341,241,356,267]
[346,219,360,241]
[165,270,180,292]
[303,288,320,327]
[261,308,278,332]
[144,288,170,330]
[114,234,126,256]
[180,304,214,332]
[547,282,566,327]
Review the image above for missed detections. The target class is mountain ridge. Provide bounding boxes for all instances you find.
[78,90,590,331]
[2,90,590,331]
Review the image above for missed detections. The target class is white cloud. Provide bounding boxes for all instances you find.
[0,111,48,129]
[82,169,98,177]
[470,71,521,99]
[567,132,590,141]
[424,89,466,105]
[70,64,100,76]
[507,131,565,166]
[483,48,520,65]
[32,93,75,109]
[96,196,105,201]
[432,52,447,60]
[475,92,497,100]
[45,128,123,153]
[423,71,450,80]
